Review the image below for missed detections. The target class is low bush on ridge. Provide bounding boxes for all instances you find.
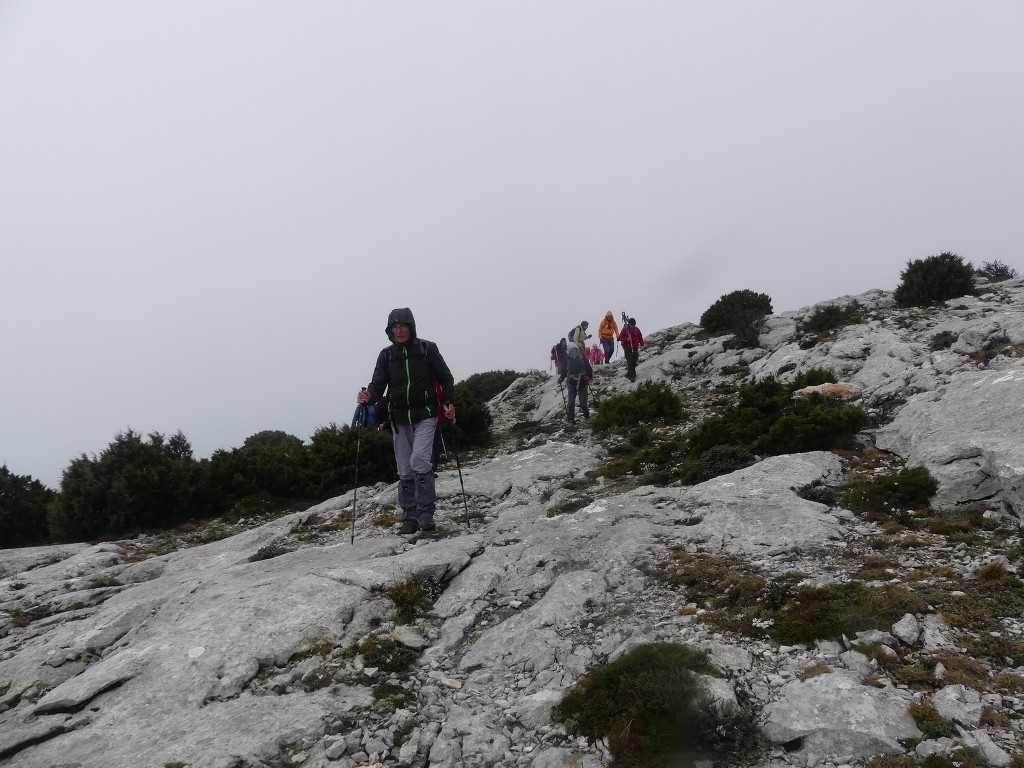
[591,381,685,435]
[552,642,762,767]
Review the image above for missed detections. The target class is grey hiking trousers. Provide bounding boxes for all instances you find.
[393,419,438,521]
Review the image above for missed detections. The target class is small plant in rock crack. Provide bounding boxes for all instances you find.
[386,579,442,624]
[909,700,958,739]
[301,666,333,692]
[248,541,291,562]
[798,663,831,681]
[546,495,595,517]
[929,330,958,351]
[357,635,420,676]
[552,642,763,767]
[85,575,123,589]
[797,481,840,507]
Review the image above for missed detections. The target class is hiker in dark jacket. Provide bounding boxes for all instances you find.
[618,317,645,382]
[357,308,456,534]
[554,338,569,378]
[557,344,593,426]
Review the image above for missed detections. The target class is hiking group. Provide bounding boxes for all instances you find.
[353,305,645,536]
[553,311,645,427]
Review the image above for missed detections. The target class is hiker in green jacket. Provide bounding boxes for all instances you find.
[357,308,456,534]
[569,320,591,351]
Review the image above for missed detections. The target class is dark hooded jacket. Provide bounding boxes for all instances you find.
[365,307,456,427]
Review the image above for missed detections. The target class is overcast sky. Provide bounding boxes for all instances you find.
[2,2,1022,489]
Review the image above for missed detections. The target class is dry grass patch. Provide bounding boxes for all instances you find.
[933,650,988,689]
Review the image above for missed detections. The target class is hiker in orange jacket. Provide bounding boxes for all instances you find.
[597,311,619,363]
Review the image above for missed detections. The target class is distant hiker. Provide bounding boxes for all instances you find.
[357,308,456,535]
[618,317,645,383]
[597,310,619,362]
[569,321,591,351]
[554,338,569,378]
[591,342,604,365]
[558,344,593,427]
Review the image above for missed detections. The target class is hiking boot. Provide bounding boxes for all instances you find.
[418,513,436,532]
[400,519,418,535]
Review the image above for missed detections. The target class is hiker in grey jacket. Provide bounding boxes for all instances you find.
[557,344,593,426]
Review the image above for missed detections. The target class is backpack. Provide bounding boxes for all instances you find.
[550,344,558,361]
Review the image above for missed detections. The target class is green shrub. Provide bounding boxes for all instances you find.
[974,260,1017,282]
[790,368,838,389]
[205,431,310,505]
[699,290,774,338]
[451,382,494,448]
[751,399,868,455]
[0,465,55,546]
[687,378,790,456]
[591,381,684,435]
[686,373,864,459]
[456,370,524,401]
[48,430,201,541]
[797,302,864,342]
[840,467,938,518]
[894,252,976,307]
[797,482,840,507]
[682,445,756,485]
[306,422,395,498]
[929,330,958,351]
[552,642,759,767]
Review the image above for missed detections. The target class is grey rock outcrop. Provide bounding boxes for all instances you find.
[762,670,921,756]
[5,278,1024,767]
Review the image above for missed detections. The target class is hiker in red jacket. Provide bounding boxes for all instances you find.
[617,317,644,383]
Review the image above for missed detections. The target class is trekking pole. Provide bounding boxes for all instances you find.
[351,398,368,545]
[558,381,567,408]
[447,423,472,530]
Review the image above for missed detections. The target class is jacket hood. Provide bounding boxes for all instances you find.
[605,310,613,318]
[386,307,417,342]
